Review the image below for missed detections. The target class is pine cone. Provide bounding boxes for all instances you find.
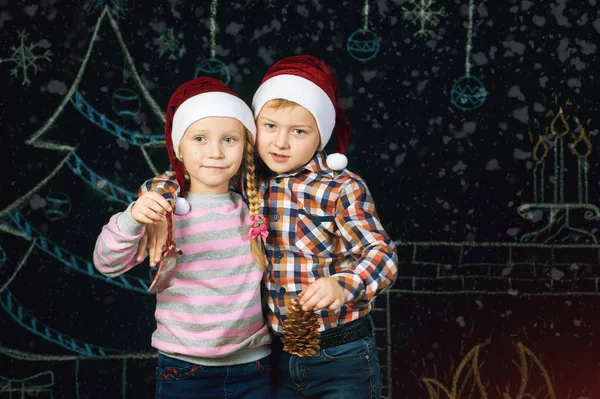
[281,299,321,357]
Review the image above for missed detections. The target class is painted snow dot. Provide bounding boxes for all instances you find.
[346,29,380,61]
[111,88,141,119]
[450,75,488,111]
[42,192,71,221]
[194,58,231,85]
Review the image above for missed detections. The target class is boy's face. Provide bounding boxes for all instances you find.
[255,101,321,175]
[179,117,245,194]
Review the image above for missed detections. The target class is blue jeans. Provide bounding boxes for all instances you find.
[270,328,381,398]
[155,354,271,399]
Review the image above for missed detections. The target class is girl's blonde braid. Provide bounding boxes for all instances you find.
[244,132,267,271]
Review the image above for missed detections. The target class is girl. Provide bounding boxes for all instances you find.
[93,77,271,399]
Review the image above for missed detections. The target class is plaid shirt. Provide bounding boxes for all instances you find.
[141,151,398,333]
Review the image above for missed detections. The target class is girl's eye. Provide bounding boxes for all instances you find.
[293,129,305,135]
[224,137,235,143]
[194,136,206,142]
[265,123,275,129]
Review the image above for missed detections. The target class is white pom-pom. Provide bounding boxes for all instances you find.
[174,197,190,215]
[326,153,348,171]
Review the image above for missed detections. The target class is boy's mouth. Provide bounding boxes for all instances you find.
[270,152,289,162]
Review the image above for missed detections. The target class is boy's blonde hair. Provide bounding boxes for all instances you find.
[264,98,299,110]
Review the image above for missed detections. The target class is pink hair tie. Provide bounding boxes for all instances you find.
[250,215,269,239]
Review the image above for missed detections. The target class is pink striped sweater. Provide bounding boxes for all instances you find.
[93,191,271,366]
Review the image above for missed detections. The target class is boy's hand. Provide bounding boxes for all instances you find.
[298,277,347,312]
[131,192,172,224]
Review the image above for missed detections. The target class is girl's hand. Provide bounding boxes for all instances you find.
[134,231,148,265]
[131,192,172,224]
[133,217,172,267]
[146,216,173,267]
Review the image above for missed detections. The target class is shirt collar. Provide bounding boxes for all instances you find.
[273,151,335,180]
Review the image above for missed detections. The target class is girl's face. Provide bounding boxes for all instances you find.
[179,117,245,195]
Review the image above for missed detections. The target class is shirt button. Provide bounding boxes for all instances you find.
[279,287,286,294]
[276,251,284,259]
[273,213,280,221]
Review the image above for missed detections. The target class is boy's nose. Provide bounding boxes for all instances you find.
[274,131,289,149]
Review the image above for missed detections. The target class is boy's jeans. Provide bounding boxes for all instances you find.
[155,354,271,399]
[270,323,381,399]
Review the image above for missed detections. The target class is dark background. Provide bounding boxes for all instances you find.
[1,0,600,398]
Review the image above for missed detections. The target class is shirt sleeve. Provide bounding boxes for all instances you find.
[93,203,146,278]
[330,177,398,305]
[138,170,180,205]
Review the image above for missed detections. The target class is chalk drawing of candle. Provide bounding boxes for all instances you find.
[571,119,592,204]
[533,135,549,203]
[551,108,569,203]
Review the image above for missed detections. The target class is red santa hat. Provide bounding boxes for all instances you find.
[251,55,351,171]
[166,77,256,214]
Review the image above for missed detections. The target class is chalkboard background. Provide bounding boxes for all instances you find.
[2,0,600,397]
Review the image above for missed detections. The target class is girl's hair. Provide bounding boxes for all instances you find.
[241,131,267,271]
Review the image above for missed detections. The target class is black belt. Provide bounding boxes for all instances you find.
[319,315,373,349]
[274,315,374,350]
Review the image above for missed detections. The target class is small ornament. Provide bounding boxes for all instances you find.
[450,75,487,111]
[194,58,231,85]
[346,29,380,61]
[326,153,348,171]
[174,196,190,215]
[281,299,321,357]
[249,215,269,239]
[42,192,71,221]
[450,0,487,111]
[111,88,141,119]
[149,212,182,293]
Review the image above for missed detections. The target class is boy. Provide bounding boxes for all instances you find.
[140,55,398,398]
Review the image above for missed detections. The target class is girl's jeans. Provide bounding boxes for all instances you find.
[155,354,271,399]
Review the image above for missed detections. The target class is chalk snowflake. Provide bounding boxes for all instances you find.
[0,30,52,86]
[155,28,186,61]
[403,0,445,37]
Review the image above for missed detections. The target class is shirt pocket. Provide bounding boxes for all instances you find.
[295,210,337,256]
